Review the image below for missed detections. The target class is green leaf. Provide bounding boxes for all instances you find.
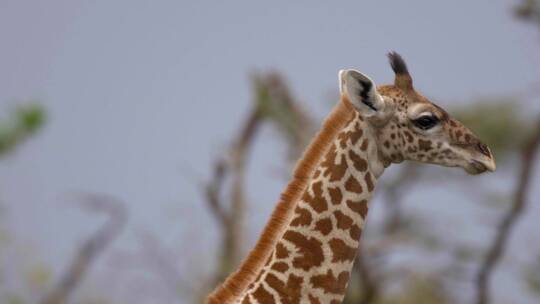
[0,103,46,157]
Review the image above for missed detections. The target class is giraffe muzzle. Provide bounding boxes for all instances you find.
[454,141,496,174]
[466,155,496,175]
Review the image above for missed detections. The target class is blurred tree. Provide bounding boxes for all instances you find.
[524,255,540,298]
[200,72,315,301]
[471,2,540,303]
[475,117,540,304]
[41,195,127,304]
[452,99,531,160]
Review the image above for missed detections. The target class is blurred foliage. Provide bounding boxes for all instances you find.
[524,256,540,298]
[25,263,51,291]
[0,104,46,157]
[453,245,481,263]
[0,104,46,303]
[515,0,540,27]
[254,77,299,139]
[7,295,25,304]
[452,98,530,160]
[377,277,450,304]
[344,276,450,304]
[252,72,315,160]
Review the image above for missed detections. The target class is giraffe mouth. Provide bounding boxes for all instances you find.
[452,141,496,175]
[465,159,496,175]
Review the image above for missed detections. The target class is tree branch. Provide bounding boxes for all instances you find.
[201,72,317,289]
[475,117,540,304]
[204,158,229,225]
[202,105,264,289]
[41,194,127,304]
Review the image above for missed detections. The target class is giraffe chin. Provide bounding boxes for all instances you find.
[464,160,495,175]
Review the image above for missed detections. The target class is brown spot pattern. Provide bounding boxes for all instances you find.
[310,269,350,295]
[349,128,363,145]
[364,172,374,192]
[350,224,362,240]
[344,176,363,193]
[308,294,321,304]
[333,210,353,230]
[302,181,327,213]
[418,139,432,151]
[404,130,413,143]
[253,284,275,304]
[346,199,368,218]
[360,138,369,151]
[314,218,333,236]
[283,230,324,271]
[328,186,343,205]
[329,238,357,262]
[271,262,289,273]
[320,145,348,182]
[276,242,289,259]
[265,273,303,304]
[338,124,363,146]
[290,207,312,227]
[348,150,368,172]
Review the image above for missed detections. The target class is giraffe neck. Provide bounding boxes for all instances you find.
[238,110,383,304]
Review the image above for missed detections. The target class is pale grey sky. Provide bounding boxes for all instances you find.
[0,0,539,303]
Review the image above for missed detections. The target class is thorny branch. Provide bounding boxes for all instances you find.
[41,194,127,304]
[475,117,540,304]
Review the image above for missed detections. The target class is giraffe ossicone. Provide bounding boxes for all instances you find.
[208,52,496,304]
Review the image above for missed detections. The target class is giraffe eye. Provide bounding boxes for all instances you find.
[413,115,439,130]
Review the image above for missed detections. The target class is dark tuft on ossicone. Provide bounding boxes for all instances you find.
[388,51,409,75]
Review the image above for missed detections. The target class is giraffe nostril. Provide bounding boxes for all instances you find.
[477,142,491,157]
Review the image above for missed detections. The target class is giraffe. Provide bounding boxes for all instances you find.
[207,52,496,304]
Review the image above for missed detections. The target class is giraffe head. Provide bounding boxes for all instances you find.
[339,52,496,175]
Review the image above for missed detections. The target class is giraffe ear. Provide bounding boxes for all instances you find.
[339,69,385,117]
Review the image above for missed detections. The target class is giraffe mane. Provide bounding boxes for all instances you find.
[206,97,356,304]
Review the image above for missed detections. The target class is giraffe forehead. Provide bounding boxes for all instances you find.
[378,85,451,120]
